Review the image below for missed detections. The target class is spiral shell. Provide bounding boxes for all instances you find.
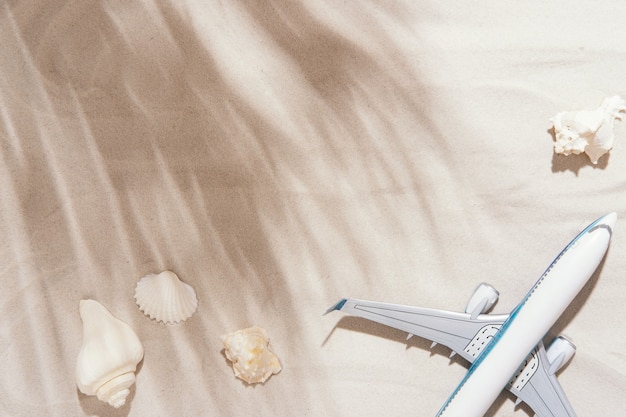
[134,271,198,324]
[221,326,282,384]
[75,300,144,408]
[551,95,626,164]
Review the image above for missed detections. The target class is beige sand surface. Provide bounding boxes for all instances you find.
[1,1,626,416]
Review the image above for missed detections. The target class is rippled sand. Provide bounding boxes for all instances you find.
[1,2,626,416]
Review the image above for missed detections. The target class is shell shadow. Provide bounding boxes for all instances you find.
[76,355,144,417]
[77,385,135,417]
[548,127,610,174]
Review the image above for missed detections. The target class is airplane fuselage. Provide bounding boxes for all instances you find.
[436,213,615,417]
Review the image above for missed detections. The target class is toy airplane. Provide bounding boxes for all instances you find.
[325,212,616,417]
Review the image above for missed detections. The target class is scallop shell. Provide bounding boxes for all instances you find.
[551,95,626,164]
[134,271,198,324]
[76,299,144,408]
[221,326,282,384]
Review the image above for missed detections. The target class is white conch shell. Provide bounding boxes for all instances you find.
[221,326,282,384]
[134,271,198,324]
[75,300,144,408]
[551,95,626,164]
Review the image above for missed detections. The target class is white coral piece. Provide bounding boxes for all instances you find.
[134,271,198,324]
[551,95,626,164]
[221,326,282,384]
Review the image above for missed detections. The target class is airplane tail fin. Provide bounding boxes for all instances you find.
[324,299,347,315]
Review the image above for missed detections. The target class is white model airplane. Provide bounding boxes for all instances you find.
[325,212,616,417]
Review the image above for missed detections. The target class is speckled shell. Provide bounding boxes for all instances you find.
[134,271,198,324]
[75,300,144,408]
[221,326,282,384]
[551,95,626,164]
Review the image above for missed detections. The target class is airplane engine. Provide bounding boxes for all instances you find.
[546,336,576,373]
[464,283,499,317]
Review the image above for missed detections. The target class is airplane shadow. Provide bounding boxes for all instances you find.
[545,253,607,347]
[323,315,469,366]
[324,315,547,417]
[324,315,537,415]
[322,252,610,417]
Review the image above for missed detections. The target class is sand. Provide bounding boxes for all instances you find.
[1,1,625,416]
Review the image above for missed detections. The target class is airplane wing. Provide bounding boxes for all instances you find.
[507,342,577,417]
[327,298,578,417]
[325,298,509,364]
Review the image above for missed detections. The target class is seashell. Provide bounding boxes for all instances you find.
[551,95,626,164]
[221,326,282,384]
[134,271,198,324]
[75,299,144,408]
